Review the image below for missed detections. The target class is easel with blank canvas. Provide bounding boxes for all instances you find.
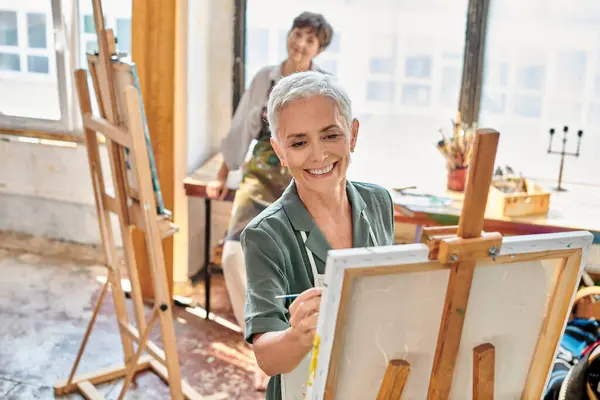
[306,129,593,399]
[53,0,226,398]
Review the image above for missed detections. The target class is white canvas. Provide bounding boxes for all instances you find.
[306,231,593,399]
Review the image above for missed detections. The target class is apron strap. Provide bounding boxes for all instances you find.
[362,211,379,247]
[300,212,378,282]
[300,231,320,284]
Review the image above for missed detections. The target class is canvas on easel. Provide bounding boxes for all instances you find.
[305,129,593,399]
[53,0,226,398]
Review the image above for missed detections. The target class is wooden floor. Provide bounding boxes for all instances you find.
[0,231,264,399]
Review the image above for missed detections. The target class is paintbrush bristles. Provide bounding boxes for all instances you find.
[437,114,476,170]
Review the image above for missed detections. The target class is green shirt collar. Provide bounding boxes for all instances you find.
[281,179,369,264]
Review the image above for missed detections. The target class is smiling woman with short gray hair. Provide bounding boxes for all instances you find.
[241,71,395,400]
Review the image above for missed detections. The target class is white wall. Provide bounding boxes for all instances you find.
[186,0,234,173]
[0,139,121,244]
[185,0,235,276]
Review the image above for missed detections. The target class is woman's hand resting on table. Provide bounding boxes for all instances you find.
[206,179,229,200]
[288,288,322,350]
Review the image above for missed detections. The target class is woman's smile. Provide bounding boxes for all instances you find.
[305,161,338,178]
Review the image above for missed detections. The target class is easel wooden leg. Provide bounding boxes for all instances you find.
[117,307,159,399]
[88,58,148,334]
[124,85,184,399]
[473,343,494,400]
[74,69,135,362]
[427,130,500,399]
[376,359,410,400]
[62,278,109,389]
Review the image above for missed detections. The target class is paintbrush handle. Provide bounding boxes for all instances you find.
[275,294,301,299]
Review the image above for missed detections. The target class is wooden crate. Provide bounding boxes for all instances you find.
[487,178,550,217]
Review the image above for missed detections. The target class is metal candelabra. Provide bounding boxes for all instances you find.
[547,125,583,191]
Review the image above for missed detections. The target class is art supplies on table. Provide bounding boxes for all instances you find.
[436,111,477,170]
[488,166,551,217]
[390,187,455,214]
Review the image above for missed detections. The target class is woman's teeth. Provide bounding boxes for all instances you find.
[308,163,335,175]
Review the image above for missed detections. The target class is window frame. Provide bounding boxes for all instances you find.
[0,0,71,134]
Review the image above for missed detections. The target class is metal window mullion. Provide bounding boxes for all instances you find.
[459,0,491,125]
[51,0,70,131]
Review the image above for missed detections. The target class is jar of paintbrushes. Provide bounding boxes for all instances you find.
[437,113,476,192]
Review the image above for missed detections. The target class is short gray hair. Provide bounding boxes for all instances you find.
[267,71,353,140]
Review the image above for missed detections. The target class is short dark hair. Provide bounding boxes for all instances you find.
[290,12,334,50]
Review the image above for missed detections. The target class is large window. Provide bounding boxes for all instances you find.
[78,0,132,67]
[478,0,600,185]
[0,0,66,128]
[246,0,469,186]
[0,0,132,136]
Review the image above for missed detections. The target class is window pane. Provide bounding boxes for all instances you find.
[247,28,270,66]
[27,13,47,49]
[278,29,288,61]
[481,92,506,114]
[27,55,49,74]
[86,39,98,53]
[0,10,18,46]
[405,56,432,79]
[369,57,394,74]
[513,94,542,118]
[116,18,131,54]
[483,61,509,88]
[0,52,20,71]
[516,64,545,91]
[83,14,95,34]
[553,50,586,97]
[440,65,461,107]
[327,33,341,53]
[479,0,600,185]
[247,0,469,186]
[402,84,431,106]
[245,28,269,85]
[316,58,337,75]
[366,81,395,102]
[77,0,133,66]
[0,6,61,121]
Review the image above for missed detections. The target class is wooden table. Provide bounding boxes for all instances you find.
[393,181,600,245]
[184,153,600,315]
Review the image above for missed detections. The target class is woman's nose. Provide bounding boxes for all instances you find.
[312,143,327,162]
[295,38,306,51]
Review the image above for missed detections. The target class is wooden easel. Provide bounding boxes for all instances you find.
[53,1,225,399]
[376,129,501,399]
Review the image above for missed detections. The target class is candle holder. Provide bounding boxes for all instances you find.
[547,125,583,192]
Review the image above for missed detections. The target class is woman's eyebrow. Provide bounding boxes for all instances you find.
[319,124,340,132]
[285,124,340,140]
[286,132,308,140]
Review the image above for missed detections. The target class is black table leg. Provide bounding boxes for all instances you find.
[204,197,211,319]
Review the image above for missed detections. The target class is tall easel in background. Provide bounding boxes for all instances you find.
[53,0,225,398]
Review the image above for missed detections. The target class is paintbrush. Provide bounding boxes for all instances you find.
[275,294,301,299]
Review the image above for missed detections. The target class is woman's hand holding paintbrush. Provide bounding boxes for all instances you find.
[287,288,322,349]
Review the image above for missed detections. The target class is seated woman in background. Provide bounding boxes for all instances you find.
[205,11,334,390]
[241,71,395,399]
